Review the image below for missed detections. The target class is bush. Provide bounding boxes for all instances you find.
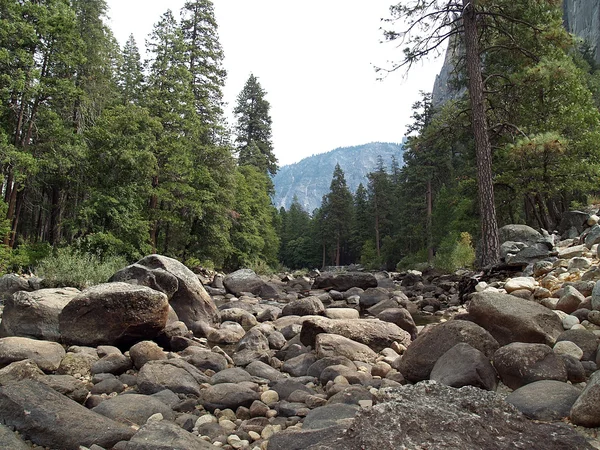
[35,247,128,289]
[396,248,430,271]
[247,258,274,276]
[434,232,475,272]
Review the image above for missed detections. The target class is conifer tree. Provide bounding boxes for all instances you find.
[180,0,227,145]
[118,34,145,105]
[322,164,354,266]
[233,74,278,176]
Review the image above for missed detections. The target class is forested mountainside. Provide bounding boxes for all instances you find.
[273,142,404,212]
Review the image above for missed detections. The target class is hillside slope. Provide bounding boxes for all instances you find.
[273,142,404,212]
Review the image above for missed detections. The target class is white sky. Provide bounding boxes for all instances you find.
[105,0,444,166]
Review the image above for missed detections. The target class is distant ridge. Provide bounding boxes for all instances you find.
[273,142,404,212]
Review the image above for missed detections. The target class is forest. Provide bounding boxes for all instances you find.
[2,0,600,279]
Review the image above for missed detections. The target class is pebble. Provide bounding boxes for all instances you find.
[260,390,279,405]
[562,315,580,330]
[553,341,584,360]
[261,424,281,440]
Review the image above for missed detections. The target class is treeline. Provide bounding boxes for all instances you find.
[0,0,280,271]
[280,0,600,272]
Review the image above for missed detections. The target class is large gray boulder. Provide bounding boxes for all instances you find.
[493,343,567,390]
[282,296,325,317]
[0,274,30,301]
[59,282,169,348]
[396,320,499,383]
[300,316,411,352]
[110,254,220,328]
[312,272,377,291]
[0,423,31,450]
[269,381,593,449]
[430,343,498,391]
[92,393,175,425]
[467,291,563,346]
[0,337,65,372]
[506,380,582,421]
[0,288,79,341]
[137,359,209,396]
[200,383,260,412]
[0,380,134,450]
[315,333,378,363]
[222,269,266,296]
[113,419,217,450]
[571,370,600,427]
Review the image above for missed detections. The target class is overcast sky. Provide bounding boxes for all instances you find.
[105,0,444,166]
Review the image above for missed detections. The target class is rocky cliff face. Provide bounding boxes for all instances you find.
[273,142,404,212]
[432,1,600,104]
[564,0,600,64]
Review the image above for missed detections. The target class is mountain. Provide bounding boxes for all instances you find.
[273,142,404,212]
[432,0,600,105]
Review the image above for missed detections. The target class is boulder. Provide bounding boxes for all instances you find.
[300,317,411,352]
[0,423,31,450]
[555,329,599,361]
[110,254,220,328]
[324,308,360,320]
[493,343,567,390]
[0,359,44,386]
[0,337,65,373]
[200,383,260,412]
[315,333,378,363]
[358,287,390,308]
[558,210,588,236]
[270,381,593,449]
[0,380,134,450]
[219,308,258,328]
[430,343,498,391]
[137,359,209,396]
[207,321,246,344]
[376,308,418,341]
[396,320,499,383]
[128,341,167,370]
[0,288,79,341]
[303,403,359,430]
[38,374,89,403]
[181,347,229,373]
[282,352,318,377]
[0,274,30,301]
[556,285,585,314]
[506,380,582,421]
[113,419,216,450]
[312,272,378,292]
[92,393,174,425]
[282,296,325,317]
[222,269,266,296]
[233,328,271,367]
[571,370,600,427]
[499,224,545,247]
[467,291,563,346]
[59,282,169,348]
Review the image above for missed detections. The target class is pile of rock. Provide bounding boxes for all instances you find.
[2,211,600,449]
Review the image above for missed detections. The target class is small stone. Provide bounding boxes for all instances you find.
[333,375,349,385]
[195,414,217,427]
[260,390,279,406]
[358,399,373,408]
[504,277,537,293]
[562,315,580,330]
[261,424,281,440]
[391,342,407,354]
[553,341,584,360]
[248,430,261,441]
[219,419,237,430]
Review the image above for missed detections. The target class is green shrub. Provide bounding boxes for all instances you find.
[434,232,475,273]
[36,247,128,289]
[7,242,52,273]
[360,240,382,270]
[396,248,430,271]
[247,258,274,276]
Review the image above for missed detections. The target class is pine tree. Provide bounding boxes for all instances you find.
[118,34,145,105]
[367,156,393,258]
[180,0,227,145]
[233,74,278,176]
[322,164,354,266]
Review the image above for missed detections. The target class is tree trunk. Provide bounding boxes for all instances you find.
[149,175,159,252]
[462,0,500,267]
[426,179,434,263]
[49,185,62,246]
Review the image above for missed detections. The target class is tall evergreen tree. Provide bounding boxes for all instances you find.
[118,34,145,105]
[233,74,278,176]
[322,164,354,266]
[180,0,227,145]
